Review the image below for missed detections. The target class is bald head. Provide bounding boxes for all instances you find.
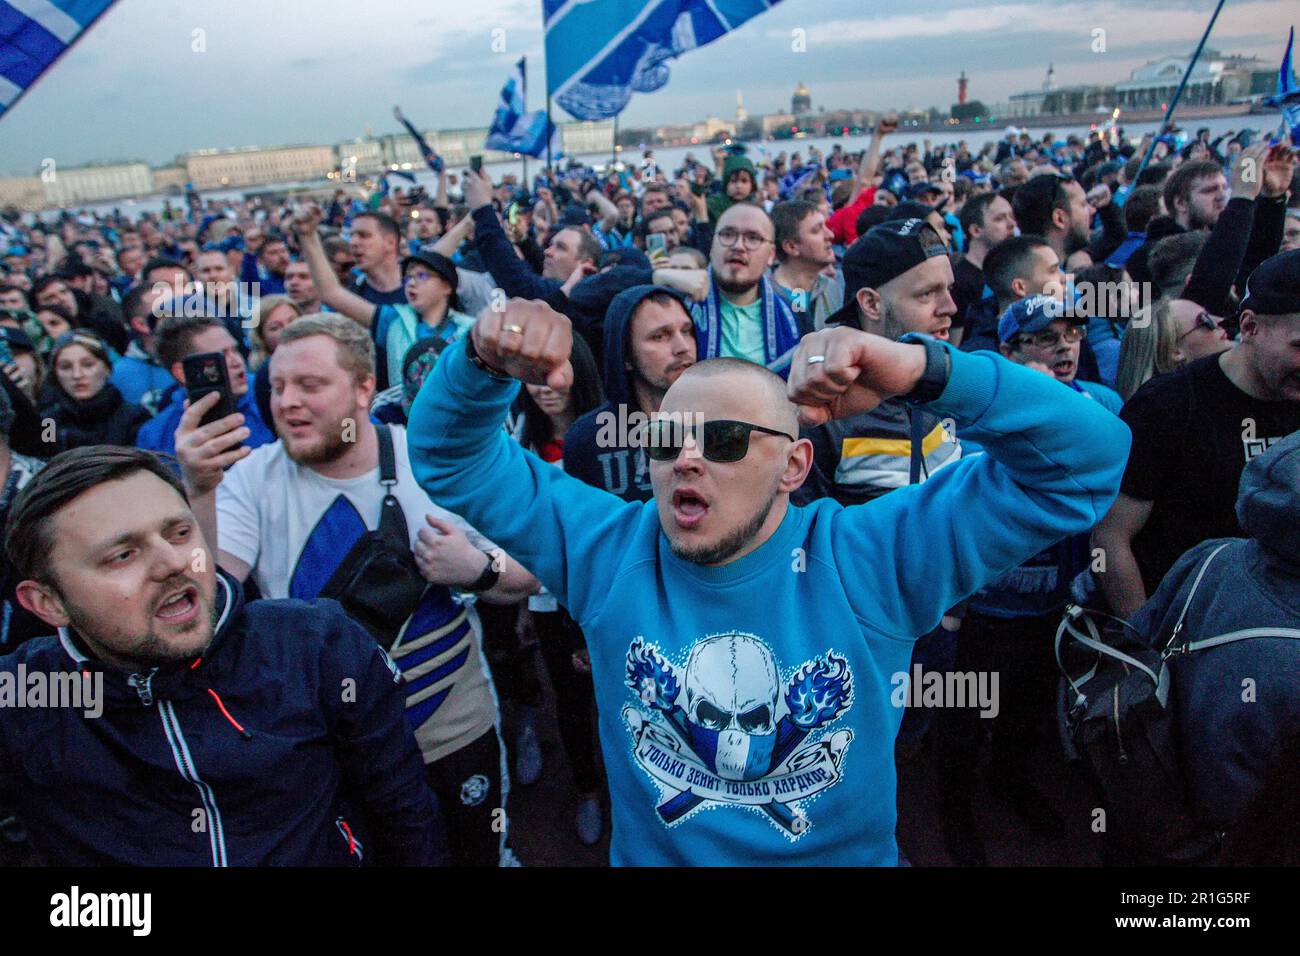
[666,358,797,435]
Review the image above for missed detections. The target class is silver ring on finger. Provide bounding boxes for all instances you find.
[806,355,827,365]
[503,324,524,335]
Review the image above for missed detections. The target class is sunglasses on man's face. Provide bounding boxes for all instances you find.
[1176,310,1222,341]
[644,418,795,463]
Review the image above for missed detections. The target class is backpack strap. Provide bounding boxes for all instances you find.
[1158,541,1300,656]
[373,423,409,544]
[908,409,923,485]
[1163,541,1232,652]
[375,423,397,487]
[1178,627,1300,655]
[1056,606,1161,707]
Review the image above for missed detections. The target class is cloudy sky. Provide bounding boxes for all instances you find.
[0,0,1295,175]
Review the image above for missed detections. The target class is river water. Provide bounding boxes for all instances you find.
[54,114,1272,222]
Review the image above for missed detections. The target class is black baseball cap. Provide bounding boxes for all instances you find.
[1240,250,1300,317]
[825,219,950,327]
[400,250,459,292]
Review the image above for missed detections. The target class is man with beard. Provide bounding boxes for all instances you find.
[1011,172,1123,272]
[403,294,1128,865]
[0,445,443,865]
[240,232,290,296]
[771,200,843,332]
[1164,159,1230,233]
[692,203,808,377]
[791,219,967,788]
[564,286,697,502]
[794,219,962,507]
[177,314,538,866]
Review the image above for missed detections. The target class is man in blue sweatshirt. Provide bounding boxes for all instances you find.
[407,299,1130,865]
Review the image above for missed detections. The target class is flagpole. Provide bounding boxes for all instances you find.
[1131,0,1228,186]
[612,115,619,169]
[520,54,530,190]
[546,97,553,175]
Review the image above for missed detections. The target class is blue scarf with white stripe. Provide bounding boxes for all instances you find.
[692,271,806,379]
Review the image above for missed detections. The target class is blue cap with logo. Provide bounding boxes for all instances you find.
[997,293,1081,344]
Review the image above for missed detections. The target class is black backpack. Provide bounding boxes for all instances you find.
[1056,542,1300,863]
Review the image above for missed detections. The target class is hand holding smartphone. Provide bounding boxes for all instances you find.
[183,352,236,428]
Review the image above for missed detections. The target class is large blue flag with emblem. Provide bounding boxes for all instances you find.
[485,56,559,158]
[0,0,120,119]
[544,0,785,120]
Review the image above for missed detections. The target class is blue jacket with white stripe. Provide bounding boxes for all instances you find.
[0,571,445,866]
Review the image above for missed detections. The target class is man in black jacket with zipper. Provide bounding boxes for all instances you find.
[0,445,444,866]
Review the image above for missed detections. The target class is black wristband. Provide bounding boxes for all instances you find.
[897,333,952,406]
[464,335,512,381]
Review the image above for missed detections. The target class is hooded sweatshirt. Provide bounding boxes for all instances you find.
[564,285,693,502]
[408,337,1129,865]
[1129,430,1300,830]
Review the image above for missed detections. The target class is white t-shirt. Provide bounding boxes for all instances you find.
[216,425,499,764]
[217,425,492,597]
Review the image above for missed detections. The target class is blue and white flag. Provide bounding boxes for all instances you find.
[485,56,559,158]
[393,106,445,174]
[0,0,120,119]
[544,0,785,121]
[1266,27,1300,148]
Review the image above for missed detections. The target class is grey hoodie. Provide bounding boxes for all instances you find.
[1130,429,1300,829]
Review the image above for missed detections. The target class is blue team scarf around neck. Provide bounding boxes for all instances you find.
[695,271,802,379]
